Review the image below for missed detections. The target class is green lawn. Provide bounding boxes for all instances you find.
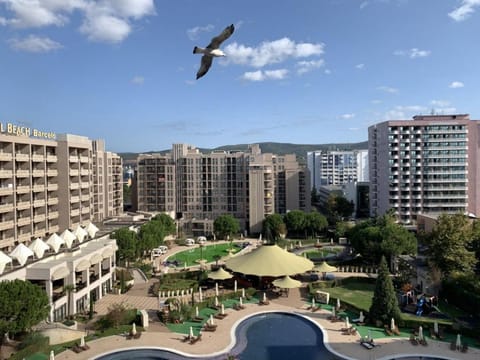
[322,282,375,311]
[304,246,343,259]
[167,243,239,267]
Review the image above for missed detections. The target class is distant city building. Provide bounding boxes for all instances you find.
[369,114,480,224]
[307,149,368,190]
[133,144,310,235]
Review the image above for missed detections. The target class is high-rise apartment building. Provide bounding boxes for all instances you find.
[0,128,123,253]
[134,144,310,235]
[368,114,480,224]
[307,149,369,190]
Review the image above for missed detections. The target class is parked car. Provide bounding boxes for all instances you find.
[185,238,195,246]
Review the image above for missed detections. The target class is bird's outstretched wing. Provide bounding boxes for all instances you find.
[207,24,235,49]
[196,55,213,80]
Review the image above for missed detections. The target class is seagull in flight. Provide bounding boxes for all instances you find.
[193,24,235,80]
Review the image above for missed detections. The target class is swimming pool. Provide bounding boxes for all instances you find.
[95,312,336,360]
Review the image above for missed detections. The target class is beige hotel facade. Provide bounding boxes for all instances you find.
[0,123,123,321]
[134,143,310,236]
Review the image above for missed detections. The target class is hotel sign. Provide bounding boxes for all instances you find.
[0,122,56,140]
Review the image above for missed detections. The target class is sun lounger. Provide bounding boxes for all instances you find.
[311,306,321,312]
[450,342,457,351]
[410,335,419,345]
[461,344,468,353]
[233,303,245,311]
[192,316,204,323]
[361,341,374,350]
[190,333,202,344]
[259,300,270,305]
[214,313,228,319]
[202,324,217,332]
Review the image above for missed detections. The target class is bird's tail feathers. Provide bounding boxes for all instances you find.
[193,46,204,54]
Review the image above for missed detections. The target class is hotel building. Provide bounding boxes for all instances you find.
[0,125,123,321]
[307,149,369,190]
[134,144,310,235]
[368,114,480,224]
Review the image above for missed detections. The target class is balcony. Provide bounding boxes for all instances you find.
[69,155,78,163]
[47,183,58,191]
[81,207,90,214]
[33,185,45,192]
[16,185,30,194]
[70,183,80,190]
[0,170,13,178]
[0,220,14,230]
[0,203,14,213]
[17,217,31,226]
[70,169,79,176]
[47,198,58,205]
[15,153,29,162]
[0,187,13,195]
[71,209,80,217]
[47,169,58,177]
[31,154,44,162]
[46,155,57,162]
[15,170,29,177]
[33,200,46,207]
[48,211,59,219]
[71,196,80,203]
[79,156,89,163]
[0,153,12,161]
[34,214,46,222]
[32,170,45,177]
[17,202,31,210]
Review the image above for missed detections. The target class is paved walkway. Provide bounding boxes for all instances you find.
[56,284,478,360]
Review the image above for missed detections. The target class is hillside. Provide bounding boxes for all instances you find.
[119,141,368,164]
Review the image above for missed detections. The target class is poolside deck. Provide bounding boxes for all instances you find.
[55,284,478,360]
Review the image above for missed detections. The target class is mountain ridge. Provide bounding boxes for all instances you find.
[120,141,368,164]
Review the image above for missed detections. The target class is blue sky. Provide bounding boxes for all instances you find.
[1,0,479,153]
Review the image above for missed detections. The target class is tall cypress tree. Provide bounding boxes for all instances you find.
[369,256,401,325]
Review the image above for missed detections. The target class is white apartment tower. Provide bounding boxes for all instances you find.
[307,149,369,190]
[368,114,480,224]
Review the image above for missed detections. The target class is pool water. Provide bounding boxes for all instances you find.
[95,312,334,360]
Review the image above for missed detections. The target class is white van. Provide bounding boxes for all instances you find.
[197,236,207,244]
[185,238,195,246]
[152,246,168,257]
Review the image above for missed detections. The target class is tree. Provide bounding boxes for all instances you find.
[305,211,328,238]
[326,194,354,222]
[214,214,240,240]
[114,227,138,266]
[138,220,165,255]
[426,213,477,277]
[263,214,287,243]
[153,213,177,235]
[0,280,50,341]
[348,215,416,264]
[369,256,401,326]
[284,210,307,237]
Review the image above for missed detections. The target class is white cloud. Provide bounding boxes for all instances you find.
[355,63,365,69]
[371,99,382,104]
[324,69,331,75]
[241,69,288,82]
[0,16,7,25]
[187,24,214,41]
[384,105,428,120]
[0,0,155,43]
[449,0,480,21]
[341,113,355,119]
[8,34,62,53]
[225,37,324,68]
[360,1,369,9]
[449,81,464,88]
[377,85,399,93]
[131,76,144,85]
[394,48,431,58]
[431,100,451,107]
[296,59,324,74]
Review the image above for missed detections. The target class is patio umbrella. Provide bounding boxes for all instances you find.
[418,326,423,341]
[312,298,316,308]
[367,329,372,342]
[209,315,215,326]
[131,323,137,336]
[189,326,194,339]
[272,275,302,289]
[221,304,225,315]
[215,296,219,307]
[49,350,55,360]
[195,306,199,317]
[358,311,365,323]
[208,267,233,280]
[456,334,461,349]
[234,280,237,293]
[241,288,245,298]
[215,283,219,296]
[390,318,395,331]
[314,261,337,273]
[332,307,336,318]
[225,244,314,277]
[198,287,203,302]
[28,238,50,259]
[336,298,341,310]
[239,297,243,306]
[345,316,350,329]
[9,243,34,266]
[263,292,267,303]
[434,321,438,335]
[80,335,85,347]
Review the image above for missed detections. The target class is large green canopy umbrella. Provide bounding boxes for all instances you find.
[208,267,233,280]
[225,244,314,277]
[272,275,302,289]
[314,261,337,273]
